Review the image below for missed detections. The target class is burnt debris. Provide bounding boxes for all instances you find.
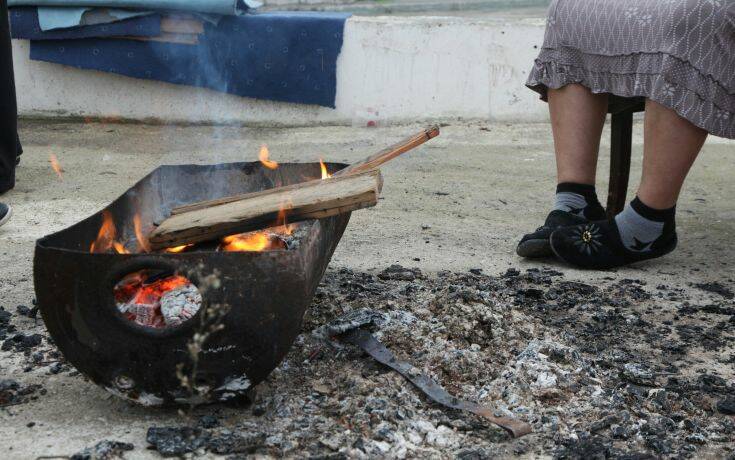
[70,440,134,460]
[4,265,734,457]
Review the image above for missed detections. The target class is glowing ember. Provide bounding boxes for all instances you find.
[114,271,201,328]
[259,145,278,170]
[320,158,332,179]
[49,154,64,180]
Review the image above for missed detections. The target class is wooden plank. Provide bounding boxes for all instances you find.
[149,169,382,250]
[333,125,440,177]
[170,126,438,216]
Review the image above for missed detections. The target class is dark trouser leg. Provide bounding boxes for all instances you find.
[0,0,19,194]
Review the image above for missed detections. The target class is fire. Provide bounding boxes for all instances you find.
[49,154,64,180]
[90,210,129,254]
[269,199,296,237]
[133,214,151,253]
[320,158,332,179]
[220,232,271,252]
[165,244,191,254]
[259,145,278,170]
[217,199,295,252]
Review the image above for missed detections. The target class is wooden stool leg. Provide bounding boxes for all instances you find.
[607,110,633,219]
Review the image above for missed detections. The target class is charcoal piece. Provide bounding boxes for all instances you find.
[553,436,612,460]
[621,363,656,386]
[207,432,266,455]
[317,309,387,338]
[717,397,735,415]
[378,264,421,281]
[197,415,219,429]
[70,440,134,460]
[146,427,210,457]
[0,379,42,406]
[2,333,42,352]
[16,305,38,318]
[692,282,734,299]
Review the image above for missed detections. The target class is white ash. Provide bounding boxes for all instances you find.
[117,302,158,327]
[160,284,202,326]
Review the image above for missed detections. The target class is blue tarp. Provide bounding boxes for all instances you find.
[14,10,349,107]
[11,6,161,39]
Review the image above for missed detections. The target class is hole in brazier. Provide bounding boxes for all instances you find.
[113,269,202,329]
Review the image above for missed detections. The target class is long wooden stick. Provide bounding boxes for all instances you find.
[333,125,440,177]
[149,170,382,251]
[170,125,439,216]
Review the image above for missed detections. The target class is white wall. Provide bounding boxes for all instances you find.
[13,15,548,126]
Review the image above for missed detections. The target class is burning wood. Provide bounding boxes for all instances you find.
[147,169,382,251]
[86,126,440,255]
[172,126,440,215]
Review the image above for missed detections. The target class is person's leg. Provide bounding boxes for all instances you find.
[517,84,608,258]
[548,83,609,186]
[0,0,19,227]
[636,99,707,209]
[550,100,708,269]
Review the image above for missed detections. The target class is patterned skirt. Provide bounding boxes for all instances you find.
[527,0,735,139]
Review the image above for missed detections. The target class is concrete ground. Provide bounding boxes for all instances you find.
[1,120,734,458]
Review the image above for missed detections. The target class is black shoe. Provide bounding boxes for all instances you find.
[517,210,590,258]
[549,220,677,269]
[0,203,11,228]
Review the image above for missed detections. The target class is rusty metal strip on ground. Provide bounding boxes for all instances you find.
[339,328,533,438]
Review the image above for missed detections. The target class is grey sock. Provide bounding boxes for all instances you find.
[615,201,669,252]
[554,192,589,216]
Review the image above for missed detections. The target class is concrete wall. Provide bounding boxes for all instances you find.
[13,14,548,126]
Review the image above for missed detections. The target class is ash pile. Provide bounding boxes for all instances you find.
[4,266,735,458]
[144,266,734,458]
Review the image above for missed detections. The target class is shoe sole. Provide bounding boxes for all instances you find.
[516,238,553,258]
[0,206,12,228]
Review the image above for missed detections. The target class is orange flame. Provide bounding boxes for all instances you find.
[49,154,64,181]
[90,210,129,254]
[133,214,150,253]
[272,199,296,236]
[259,145,278,170]
[165,244,192,254]
[320,158,332,179]
[220,232,271,252]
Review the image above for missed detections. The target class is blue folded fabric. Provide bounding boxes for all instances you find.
[10,6,161,39]
[28,12,350,108]
[8,0,261,16]
[37,7,154,31]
